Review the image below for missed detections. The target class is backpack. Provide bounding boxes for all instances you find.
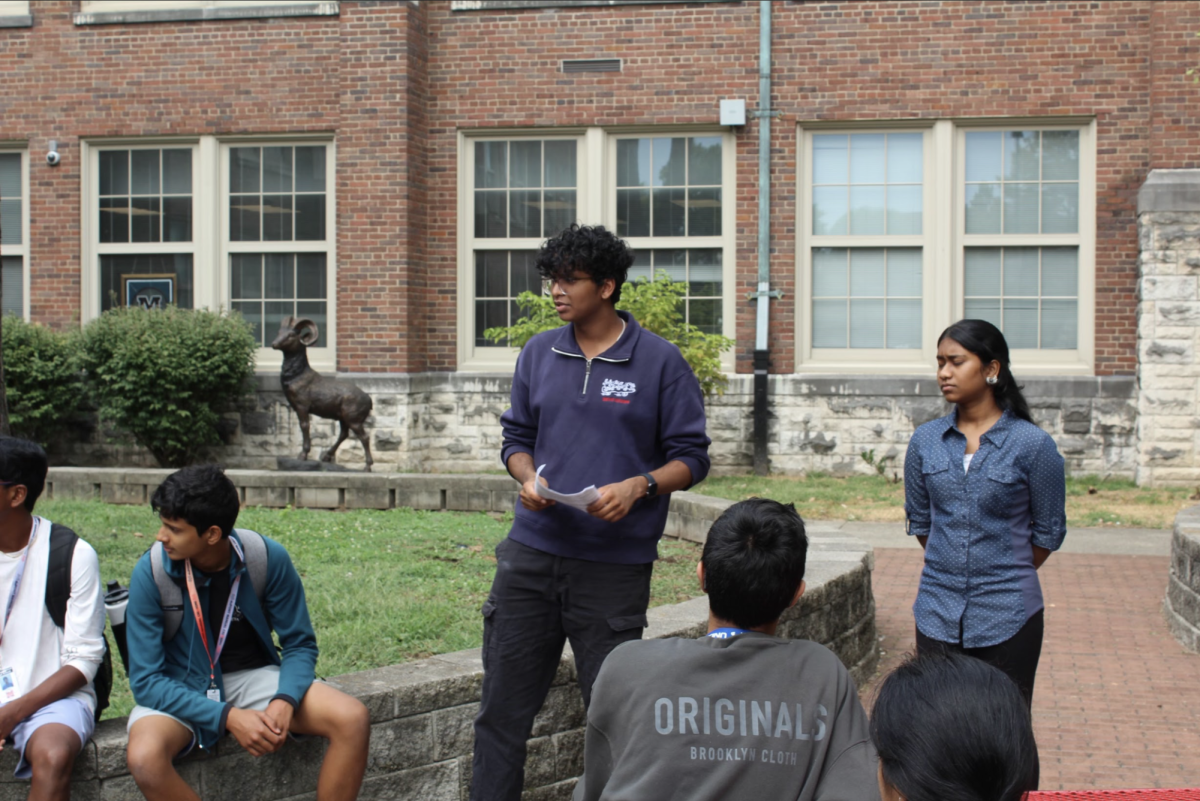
[44,523,113,724]
[149,528,269,643]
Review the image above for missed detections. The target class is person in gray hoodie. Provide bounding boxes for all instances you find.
[574,498,879,801]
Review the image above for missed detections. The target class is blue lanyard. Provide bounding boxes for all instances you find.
[1,517,39,647]
[707,627,750,639]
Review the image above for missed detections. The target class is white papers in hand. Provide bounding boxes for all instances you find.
[534,464,601,511]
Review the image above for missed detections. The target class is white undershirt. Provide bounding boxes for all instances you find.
[963,453,975,472]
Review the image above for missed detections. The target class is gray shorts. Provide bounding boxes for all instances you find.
[127,665,284,757]
[10,697,94,779]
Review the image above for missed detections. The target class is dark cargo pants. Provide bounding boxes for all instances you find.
[469,538,653,801]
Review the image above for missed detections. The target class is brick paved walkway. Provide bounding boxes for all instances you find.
[863,548,1200,791]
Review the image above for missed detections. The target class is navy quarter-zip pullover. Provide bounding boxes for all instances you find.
[500,311,711,564]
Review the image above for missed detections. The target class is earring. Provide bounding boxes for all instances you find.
[986,376,998,385]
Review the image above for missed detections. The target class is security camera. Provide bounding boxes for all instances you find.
[46,140,60,167]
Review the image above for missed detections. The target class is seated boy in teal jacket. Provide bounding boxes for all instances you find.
[124,465,369,801]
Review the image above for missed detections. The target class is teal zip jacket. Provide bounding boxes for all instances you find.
[126,530,318,750]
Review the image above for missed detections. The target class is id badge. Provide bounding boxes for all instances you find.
[0,667,21,702]
[206,685,221,703]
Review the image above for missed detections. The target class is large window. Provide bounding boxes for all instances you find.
[83,137,335,366]
[798,121,1094,373]
[459,128,735,369]
[0,150,26,317]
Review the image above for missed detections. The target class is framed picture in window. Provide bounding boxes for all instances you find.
[122,273,174,310]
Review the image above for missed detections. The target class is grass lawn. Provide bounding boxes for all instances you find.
[36,499,703,720]
[693,473,1196,530]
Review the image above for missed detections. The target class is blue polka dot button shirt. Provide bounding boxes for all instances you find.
[904,409,1067,648]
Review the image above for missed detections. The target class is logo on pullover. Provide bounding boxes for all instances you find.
[601,378,637,398]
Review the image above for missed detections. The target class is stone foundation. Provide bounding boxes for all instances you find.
[8,482,876,801]
[1166,504,1200,654]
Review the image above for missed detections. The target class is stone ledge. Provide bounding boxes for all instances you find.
[1166,505,1200,654]
[1138,169,1200,214]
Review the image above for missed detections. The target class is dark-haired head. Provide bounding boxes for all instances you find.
[0,437,48,513]
[937,319,1033,423]
[871,652,1038,801]
[536,223,634,304]
[701,498,807,630]
[151,464,240,539]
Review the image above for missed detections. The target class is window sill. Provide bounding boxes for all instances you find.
[0,14,31,27]
[74,2,337,26]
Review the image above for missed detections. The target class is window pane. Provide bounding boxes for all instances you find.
[474,190,507,238]
[812,186,848,235]
[1041,182,1078,234]
[653,138,686,187]
[265,301,294,349]
[688,188,721,236]
[616,139,649,188]
[964,183,1001,234]
[812,299,847,348]
[887,248,922,296]
[233,301,263,346]
[689,298,721,335]
[264,253,294,299]
[1003,298,1039,348]
[294,146,326,192]
[296,254,327,298]
[886,133,923,184]
[1003,248,1039,296]
[1041,299,1077,349]
[964,248,1002,297]
[849,134,885,184]
[965,132,1002,182]
[1004,131,1040,180]
[0,200,20,246]
[886,185,922,234]
[295,301,328,347]
[99,197,129,243]
[99,254,193,312]
[655,249,686,283]
[294,194,326,241]
[689,249,722,296]
[230,195,260,241]
[1041,247,1078,296]
[0,154,20,199]
[617,189,649,237]
[130,197,161,243]
[231,254,262,299]
[652,188,686,237]
[100,151,129,196]
[131,150,160,195]
[628,250,652,283]
[1003,182,1039,234]
[688,136,721,186]
[544,141,576,188]
[1,257,21,317]
[475,141,506,189]
[850,299,885,347]
[887,299,922,349]
[261,195,293,241]
[475,299,508,346]
[510,141,541,189]
[1042,131,1079,181]
[230,148,260,194]
[849,185,885,235]
[812,248,847,297]
[964,298,1001,329]
[476,251,508,297]
[262,147,292,193]
[812,135,848,185]
[543,189,575,236]
[511,251,540,296]
[849,249,885,297]
[163,196,192,242]
[509,190,541,238]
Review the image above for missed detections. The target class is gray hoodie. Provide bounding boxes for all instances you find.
[573,632,880,801]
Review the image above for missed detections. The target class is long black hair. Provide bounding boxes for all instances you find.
[938,319,1033,423]
[871,652,1039,801]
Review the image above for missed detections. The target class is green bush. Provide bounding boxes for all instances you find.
[80,306,257,467]
[0,315,85,445]
[484,272,734,396]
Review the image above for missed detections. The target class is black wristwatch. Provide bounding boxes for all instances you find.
[640,472,658,497]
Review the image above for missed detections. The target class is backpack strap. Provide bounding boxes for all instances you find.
[151,530,269,643]
[45,523,79,630]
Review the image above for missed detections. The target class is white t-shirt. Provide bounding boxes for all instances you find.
[963,452,975,472]
[0,516,106,712]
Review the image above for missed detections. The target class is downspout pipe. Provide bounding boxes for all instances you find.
[752,0,773,475]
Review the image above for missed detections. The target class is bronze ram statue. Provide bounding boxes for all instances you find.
[271,317,374,471]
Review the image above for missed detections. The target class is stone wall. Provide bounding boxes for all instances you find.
[52,372,1138,480]
[1166,504,1200,654]
[8,484,876,801]
[1137,170,1200,486]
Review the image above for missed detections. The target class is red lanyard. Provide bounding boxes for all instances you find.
[183,538,245,687]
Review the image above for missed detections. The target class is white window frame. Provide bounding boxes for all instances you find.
[80,135,336,371]
[457,126,737,372]
[0,146,29,319]
[796,118,1095,375]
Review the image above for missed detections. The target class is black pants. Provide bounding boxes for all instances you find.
[914,609,1044,709]
[470,538,653,801]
